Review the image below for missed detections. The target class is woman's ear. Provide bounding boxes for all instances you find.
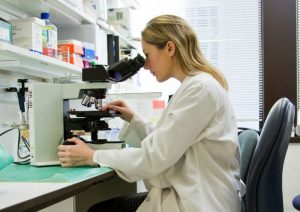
[166,41,176,56]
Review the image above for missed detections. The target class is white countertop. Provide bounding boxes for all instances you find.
[0,182,70,209]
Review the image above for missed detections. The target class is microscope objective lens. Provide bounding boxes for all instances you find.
[81,95,90,106]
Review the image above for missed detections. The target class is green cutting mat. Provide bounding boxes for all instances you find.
[0,164,113,183]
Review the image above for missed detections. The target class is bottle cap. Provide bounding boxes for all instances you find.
[41,12,50,20]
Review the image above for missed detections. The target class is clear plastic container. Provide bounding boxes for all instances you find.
[40,12,58,58]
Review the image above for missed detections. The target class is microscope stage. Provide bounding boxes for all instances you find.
[68,110,120,118]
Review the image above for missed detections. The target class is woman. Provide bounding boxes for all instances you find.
[58,14,241,212]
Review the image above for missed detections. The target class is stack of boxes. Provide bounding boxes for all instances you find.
[58,40,84,67]
[1,15,96,68]
[58,40,96,68]
[0,1,132,68]
[82,42,96,67]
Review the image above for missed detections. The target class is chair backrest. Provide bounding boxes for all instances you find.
[238,130,259,183]
[238,129,259,212]
[245,98,295,212]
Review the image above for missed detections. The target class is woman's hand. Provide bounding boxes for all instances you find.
[58,137,97,167]
[101,100,134,122]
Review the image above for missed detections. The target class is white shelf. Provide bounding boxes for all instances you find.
[97,20,139,50]
[0,42,81,79]
[44,0,96,26]
[120,0,140,9]
[108,0,140,9]
[0,0,139,79]
[3,0,96,27]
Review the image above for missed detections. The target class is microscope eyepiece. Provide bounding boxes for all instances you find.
[108,53,145,82]
[81,55,144,109]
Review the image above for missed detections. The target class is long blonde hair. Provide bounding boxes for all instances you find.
[142,14,228,90]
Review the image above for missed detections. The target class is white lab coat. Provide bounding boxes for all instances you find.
[93,73,241,212]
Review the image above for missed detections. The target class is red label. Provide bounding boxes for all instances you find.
[152,100,165,109]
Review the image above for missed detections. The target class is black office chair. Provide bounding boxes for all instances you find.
[238,129,259,183]
[238,129,259,212]
[244,97,295,212]
[293,194,300,210]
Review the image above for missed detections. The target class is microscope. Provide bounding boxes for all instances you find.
[29,54,145,166]
[64,53,145,144]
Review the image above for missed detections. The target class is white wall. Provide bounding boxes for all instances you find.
[0,69,42,160]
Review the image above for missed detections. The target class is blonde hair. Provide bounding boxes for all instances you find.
[142,14,228,90]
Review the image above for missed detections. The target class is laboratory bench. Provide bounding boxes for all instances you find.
[0,164,136,212]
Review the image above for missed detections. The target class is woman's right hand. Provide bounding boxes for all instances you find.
[101,100,134,122]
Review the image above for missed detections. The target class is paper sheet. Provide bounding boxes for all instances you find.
[0,163,113,183]
[0,144,14,171]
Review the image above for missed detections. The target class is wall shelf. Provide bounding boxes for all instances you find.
[108,0,140,9]
[3,0,96,27]
[120,0,140,9]
[0,42,81,79]
[43,0,96,26]
[0,0,140,79]
[97,20,139,50]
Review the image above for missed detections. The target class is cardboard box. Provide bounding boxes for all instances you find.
[107,7,132,30]
[58,39,84,55]
[0,18,12,44]
[82,42,96,59]
[10,17,45,53]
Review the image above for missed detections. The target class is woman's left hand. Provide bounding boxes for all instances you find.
[58,137,97,167]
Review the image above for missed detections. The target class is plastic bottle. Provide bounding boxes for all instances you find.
[40,12,57,58]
